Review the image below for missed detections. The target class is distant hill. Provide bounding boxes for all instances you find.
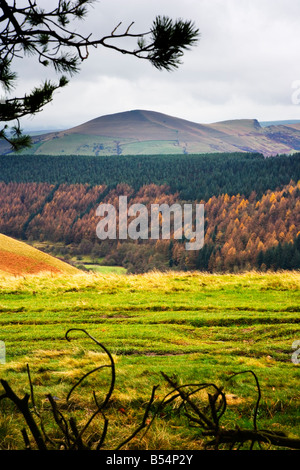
[4,109,300,157]
[260,120,300,127]
[0,234,79,276]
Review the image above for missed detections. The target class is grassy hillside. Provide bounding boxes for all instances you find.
[6,110,300,156]
[0,234,79,275]
[0,270,299,450]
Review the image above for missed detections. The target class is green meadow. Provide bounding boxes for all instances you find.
[0,270,299,449]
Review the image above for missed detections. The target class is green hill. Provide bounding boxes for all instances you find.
[4,109,300,156]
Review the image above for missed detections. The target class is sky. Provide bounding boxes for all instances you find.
[5,0,300,130]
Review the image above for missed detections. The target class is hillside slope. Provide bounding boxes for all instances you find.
[5,110,300,157]
[0,234,79,276]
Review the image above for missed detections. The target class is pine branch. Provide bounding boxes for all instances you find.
[0,1,199,151]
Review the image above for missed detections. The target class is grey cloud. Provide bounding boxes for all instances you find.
[7,0,300,130]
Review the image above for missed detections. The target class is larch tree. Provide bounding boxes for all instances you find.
[0,0,199,151]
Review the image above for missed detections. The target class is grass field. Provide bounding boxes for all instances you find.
[81,263,127,274]
[0,270,299,450]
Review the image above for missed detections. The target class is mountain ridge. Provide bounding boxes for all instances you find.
[4,109,300,156]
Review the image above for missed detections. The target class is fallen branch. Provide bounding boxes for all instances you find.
[0,330,299,451]
[161,371,300,450]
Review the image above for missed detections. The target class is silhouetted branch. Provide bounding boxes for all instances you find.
[202,428,300,450]
[116,384,159,450]
[0,378,47,450]
[161,370,300,450]
[65,328,116,409]
[224,369,261,431]
[1,1,200,151]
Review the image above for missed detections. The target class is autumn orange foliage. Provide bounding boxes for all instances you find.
[0,180,299,272]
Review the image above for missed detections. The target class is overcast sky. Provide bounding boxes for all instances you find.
[6,0,300,130]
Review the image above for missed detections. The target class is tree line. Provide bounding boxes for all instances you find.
[0,152,299,201]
